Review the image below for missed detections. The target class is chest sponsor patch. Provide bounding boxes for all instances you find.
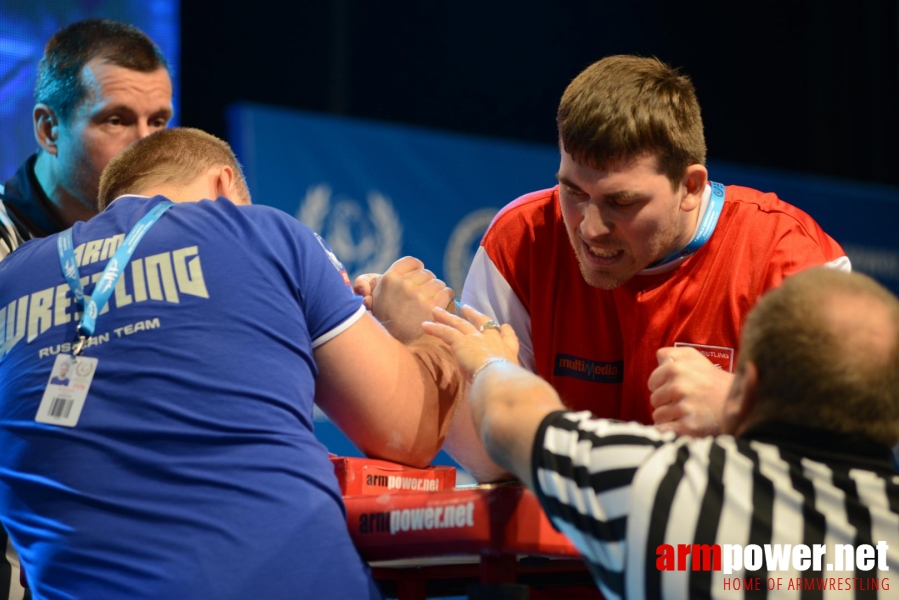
[553,353,623,383]
[673,342,735,372]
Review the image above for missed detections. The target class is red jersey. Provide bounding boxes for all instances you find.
[461,184,848,424]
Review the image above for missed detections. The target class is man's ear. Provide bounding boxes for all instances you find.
[215,165,250,205]
[213,165,235,199]
[721,361,759,435]
[679,164,708,211]
[34,104,60,156]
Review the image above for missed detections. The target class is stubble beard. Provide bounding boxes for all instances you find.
[569,220,682,291]
[68,154,103,214]
[566,230,633,290]
[574,249,630,290]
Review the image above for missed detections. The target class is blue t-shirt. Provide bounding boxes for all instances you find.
[0,196,379,599]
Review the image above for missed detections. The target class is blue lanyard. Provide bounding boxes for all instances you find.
[654,181,725,267]
[57,201,173,353]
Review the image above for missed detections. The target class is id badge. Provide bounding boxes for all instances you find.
[36,354,98,427]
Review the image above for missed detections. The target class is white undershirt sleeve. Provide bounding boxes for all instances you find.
[461,246,536,373]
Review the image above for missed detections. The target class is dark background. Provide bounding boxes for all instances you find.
[181,1,899,186]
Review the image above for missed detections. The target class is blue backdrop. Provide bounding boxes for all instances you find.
[228,102,564,295]
[229,103,899,296]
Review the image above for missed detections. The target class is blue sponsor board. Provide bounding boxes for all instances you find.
[228,104,899,297]
[708,160,899,295]
[227,103,561,293]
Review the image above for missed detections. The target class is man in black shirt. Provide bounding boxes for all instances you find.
[0,19,173,259]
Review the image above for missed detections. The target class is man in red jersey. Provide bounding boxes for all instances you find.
[360,55,848,481]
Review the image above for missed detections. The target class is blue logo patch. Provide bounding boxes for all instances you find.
[553,354,624,383]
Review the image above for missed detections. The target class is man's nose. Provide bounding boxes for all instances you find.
[580,202,614,239]
[135,122,153,140]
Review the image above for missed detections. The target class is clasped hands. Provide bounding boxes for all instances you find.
[353,257,455,344]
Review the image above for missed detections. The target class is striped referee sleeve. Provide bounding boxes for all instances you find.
[0,200,22,261]
[531,411,671,599]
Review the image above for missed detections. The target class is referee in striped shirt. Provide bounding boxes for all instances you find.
[425,267,899,599]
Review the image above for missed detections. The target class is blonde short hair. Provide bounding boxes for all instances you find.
[98,127,250,209]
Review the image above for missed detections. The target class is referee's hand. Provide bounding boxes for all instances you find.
[422,305,519,384]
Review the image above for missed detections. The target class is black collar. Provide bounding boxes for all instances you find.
[1,153,67,239]
[741,421,896,473]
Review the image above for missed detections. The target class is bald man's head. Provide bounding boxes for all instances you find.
[737,268,899,446]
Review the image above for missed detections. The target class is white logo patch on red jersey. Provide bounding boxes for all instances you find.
[674,342,735,372]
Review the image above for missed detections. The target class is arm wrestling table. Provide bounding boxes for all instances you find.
[17,461,600,598]
[343,482,601,599]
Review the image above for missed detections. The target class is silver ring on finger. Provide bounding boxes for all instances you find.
[478,320,502,333]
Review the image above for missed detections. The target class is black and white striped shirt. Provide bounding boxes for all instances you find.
[0,193,23,260]
[532,411,899,599]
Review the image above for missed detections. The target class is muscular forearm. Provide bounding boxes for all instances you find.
[442,383,515,483]
[356,337,462,467]
[314,317,461,469]
[398,336,464,463]
[468,362,564,489]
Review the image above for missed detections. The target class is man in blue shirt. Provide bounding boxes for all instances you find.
[0,21,174,597]
[0,127,460,599]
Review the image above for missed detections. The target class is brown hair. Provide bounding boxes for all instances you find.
[739,268,899,446]
[35,19,168,123]
[98,128,251,209]
[557,55,706,187]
